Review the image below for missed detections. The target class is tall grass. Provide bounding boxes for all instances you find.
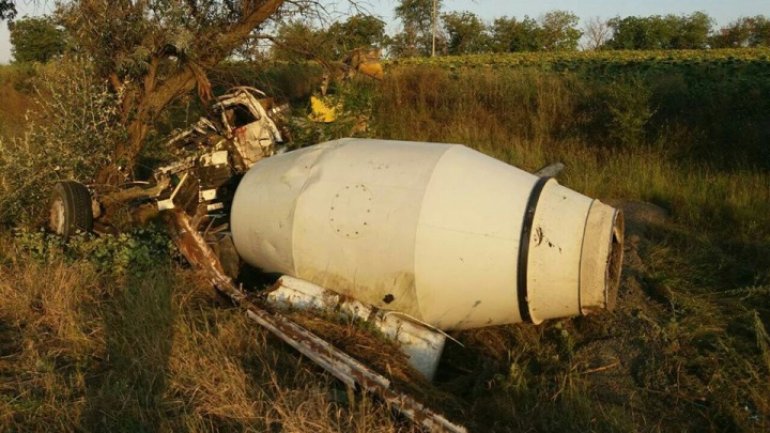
[367,64,770,431]
[0,232,405,433]
[372,65,770,240]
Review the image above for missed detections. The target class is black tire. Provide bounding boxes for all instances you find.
[49,181,94,238]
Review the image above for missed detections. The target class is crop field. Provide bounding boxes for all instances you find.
[1,48,770,433]
[394,48,770,70]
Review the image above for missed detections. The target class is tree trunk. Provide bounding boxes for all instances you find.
[95,69,198,185]
[94,0,287,186]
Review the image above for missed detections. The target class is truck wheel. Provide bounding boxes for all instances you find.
[49,181,94,238]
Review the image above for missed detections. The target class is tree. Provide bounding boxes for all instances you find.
[442,11,490,55]
[327,14,385,56]
[711,15,770,48]
[711,18,754,48]
[9,16,66,63]
[392,0,443,57]
[668,11,712,49]
[271,20,334,62]
[754,16,770,46]
[607,12,714,50]
[539,10,581,51]
[489,11,581,53]
[583,16,612,50]
[49,0,314,184]
[490,16,540,52]
[606,16,652,49]
[0,0,15,20]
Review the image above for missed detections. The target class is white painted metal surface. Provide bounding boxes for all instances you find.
[231,138,623,330]
[267,276,446,380]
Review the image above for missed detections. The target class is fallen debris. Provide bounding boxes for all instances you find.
[167,209,467,433]
[268,276,447,381]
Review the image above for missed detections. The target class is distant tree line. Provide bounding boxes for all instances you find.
[7,2,770,64]
[429,9,770,56]
[265,5,770,60]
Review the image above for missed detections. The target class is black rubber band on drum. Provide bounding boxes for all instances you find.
[517,176,551,323]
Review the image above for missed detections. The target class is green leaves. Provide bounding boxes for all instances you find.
[442,11,491,55]
[13,226,174,278]
[9,16,66,63]
[606,13,714,50]
[0,59,126,227]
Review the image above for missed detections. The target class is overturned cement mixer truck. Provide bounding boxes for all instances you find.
[48,88,623,432]
[232,138,624,330]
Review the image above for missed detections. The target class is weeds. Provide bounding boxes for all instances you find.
[603,76,655,149]
[11,226,173,278]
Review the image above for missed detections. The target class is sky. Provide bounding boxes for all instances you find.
[2,0,769,63]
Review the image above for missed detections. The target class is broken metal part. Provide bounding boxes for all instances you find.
[213,87,282,165]
[91,87,281,234]
[166,210,467,433]
[163,86,281,176]
[245,308,464,433]
[154,155,198,178]
[167,117,219,148]
[267,276,447,381]
[155,149,234,213]
[99,176,171,206]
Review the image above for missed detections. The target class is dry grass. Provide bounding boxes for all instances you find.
[0,236,408,433]
[0,65,36,138]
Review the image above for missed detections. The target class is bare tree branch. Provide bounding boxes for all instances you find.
[583,16,612,50]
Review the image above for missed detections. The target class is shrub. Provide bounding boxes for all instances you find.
[603,76,655,149]
[0,58,127,227]
[12,225,173,279]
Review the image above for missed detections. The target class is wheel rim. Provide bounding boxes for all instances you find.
[50,197,66,235]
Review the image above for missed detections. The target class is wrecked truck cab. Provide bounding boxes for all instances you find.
[167,86,285,171]
[212,86,284,167]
